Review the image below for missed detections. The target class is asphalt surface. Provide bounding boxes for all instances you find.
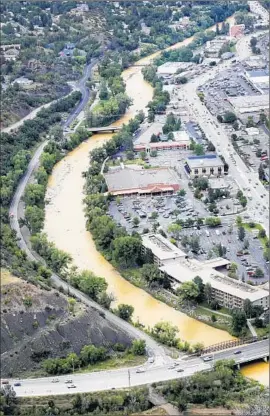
[179,55,269,234]
[10,340,269,397]
[8,59,168,370]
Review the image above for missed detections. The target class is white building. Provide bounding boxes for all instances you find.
[141,234,187,266]
[185,154,224,178]
[248,1,269,23]
[142,233,269,310]
[228,94,269,114]
[157,62,193,77]
[160,258,269,310]
[204,38,229,58]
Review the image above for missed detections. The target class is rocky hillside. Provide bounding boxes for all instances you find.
[1,270,133,377]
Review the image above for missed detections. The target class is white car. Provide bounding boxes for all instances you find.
[65,380,73,384]
[67,384,77,389]
[136,368,146,373]
[51,379,59,383]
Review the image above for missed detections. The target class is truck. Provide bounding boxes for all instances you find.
[205,230,210,237]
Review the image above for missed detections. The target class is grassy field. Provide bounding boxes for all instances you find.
[76,353,146,374]
[1,268,20,286]
[242,222,268,249]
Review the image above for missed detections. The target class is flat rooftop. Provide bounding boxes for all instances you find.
[228,94,269,109]
[104,166,180,194]
[142,233,187,262]
[247,69,269,78]
[157,62,193,75]
[135,122,163,146]
[186,154,224,168]
[160,259,269,302]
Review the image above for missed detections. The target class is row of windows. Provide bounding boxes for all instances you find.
[193,167,223,174]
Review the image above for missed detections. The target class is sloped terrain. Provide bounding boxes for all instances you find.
[1,272,132,377]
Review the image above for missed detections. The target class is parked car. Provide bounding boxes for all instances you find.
[14,382,21,387]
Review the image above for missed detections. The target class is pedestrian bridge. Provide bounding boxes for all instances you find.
[87,126,121,134]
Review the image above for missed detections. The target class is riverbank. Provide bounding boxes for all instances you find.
[44,26,235,347]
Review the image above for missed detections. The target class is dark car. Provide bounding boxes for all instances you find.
[234,350,242,355]
[14,382,21,387]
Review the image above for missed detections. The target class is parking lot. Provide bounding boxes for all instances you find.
[109,192,207,234]
[201,63,261,117]
[178,221,269,284]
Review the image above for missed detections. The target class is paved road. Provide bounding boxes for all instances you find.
[8,58,168,371]
[1,85,78,134]
[10,340,268,397]
[179,51,269,234]
[63,59,98,129]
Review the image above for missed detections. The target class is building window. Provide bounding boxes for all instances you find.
[194,169,199,174]
[218,167,222,173]
[202,168,206,173]
[210,168,214,174]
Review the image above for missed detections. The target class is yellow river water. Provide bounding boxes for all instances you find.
[44,17,268,382]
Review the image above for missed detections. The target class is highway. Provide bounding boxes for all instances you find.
[178,42,269,233]
[8,57,168,371]
[10,340,269,397]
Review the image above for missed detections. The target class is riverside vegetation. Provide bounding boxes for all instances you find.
[1,360,268,416]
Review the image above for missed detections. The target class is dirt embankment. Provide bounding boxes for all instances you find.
[1,274,133,377]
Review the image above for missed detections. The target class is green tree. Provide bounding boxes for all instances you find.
[223,111,237,123]
[231,309,247,335]
[238,226,245,241]
[258,229,266,239]
[243,298,253,319]
[141,263,160,283]
[167,223,182,239]
[24,183,45,207]
[151,321,178,347]
[80,344,106,365]
[98,292,115,309]
[133,217,140,227]
[204,282,212,304]
[131,339,146,355]
[25,205,45,234]
[193,276,204,301]
[116,304,134,321]
[177,281,200,303]
[205,217,221,227]
[194,144,205,156]
[74,270,108,301]
[113,236,141,267]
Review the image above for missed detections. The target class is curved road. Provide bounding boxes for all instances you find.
[8,59,168,366]
[10,340,269,397]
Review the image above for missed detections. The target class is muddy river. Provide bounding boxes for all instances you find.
[44,17,268,382]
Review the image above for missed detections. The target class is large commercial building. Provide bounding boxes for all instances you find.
[228,94,269,114]
[134,130,191,153]
[142,233,269,310]
[204,37,229,58]
[104,166,181,197]
[184,154,224,178]
[157,62,194,77]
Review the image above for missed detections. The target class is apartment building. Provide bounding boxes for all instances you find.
[142,234,269,310]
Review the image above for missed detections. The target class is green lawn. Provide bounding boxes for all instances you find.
[76,353,146,374]
[242,222,268,249]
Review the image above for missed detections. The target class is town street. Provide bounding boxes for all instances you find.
[178,45,269,234]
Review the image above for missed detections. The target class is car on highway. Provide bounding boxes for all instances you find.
[136,368,146,373]
[51,379,60,383]
[67,384,77,389]
[1,380,9,385]
[203,356,213,362]
[176,368,184,373]
[65,380,73,384]
[9,213,14,218]
[148,357,154,364]
[14,382,21,387]
[234,350,242,355]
